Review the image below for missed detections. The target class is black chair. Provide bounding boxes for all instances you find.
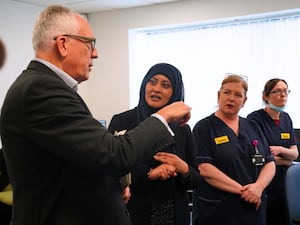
[285,163,300,225]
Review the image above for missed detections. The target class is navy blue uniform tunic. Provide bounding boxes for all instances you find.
[192,114,274,225]
[247,109,297,225]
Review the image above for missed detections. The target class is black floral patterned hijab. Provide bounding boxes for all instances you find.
[137,63,184,123]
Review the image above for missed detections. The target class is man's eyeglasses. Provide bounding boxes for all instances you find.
[54,34,96,51]
[270,89,291,95]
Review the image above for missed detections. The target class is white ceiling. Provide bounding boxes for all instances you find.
[10,0,180,13]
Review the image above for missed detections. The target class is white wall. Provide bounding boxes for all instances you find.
[86,0,300,126]
[0,0,42,109]
[1,0,300,130]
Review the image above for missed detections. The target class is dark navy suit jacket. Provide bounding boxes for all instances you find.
[0,60,175,225]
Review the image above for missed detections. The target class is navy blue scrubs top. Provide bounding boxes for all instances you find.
[247,109,297,197]
[192,114,274,225]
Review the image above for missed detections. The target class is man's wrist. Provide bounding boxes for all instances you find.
[151,113,174,136]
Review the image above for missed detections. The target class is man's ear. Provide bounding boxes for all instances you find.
[55,36,68,57]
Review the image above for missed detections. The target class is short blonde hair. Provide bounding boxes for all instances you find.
[220,73,248,94]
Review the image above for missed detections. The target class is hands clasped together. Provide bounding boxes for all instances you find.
[240,183,262,210]
[147,152,190,180]
[121,153,189,203]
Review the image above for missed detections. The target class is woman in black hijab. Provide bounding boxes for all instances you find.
[108,63,200,225]
[136,63,184,122]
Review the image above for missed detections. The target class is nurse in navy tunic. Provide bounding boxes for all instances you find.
[192,74,276,225]
[247,78,298,225]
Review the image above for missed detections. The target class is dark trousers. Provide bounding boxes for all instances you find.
[266,196,289,225]
[0,202,12,225]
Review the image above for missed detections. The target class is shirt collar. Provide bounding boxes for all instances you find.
[33,58,78,91]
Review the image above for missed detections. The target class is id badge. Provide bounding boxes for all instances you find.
[252,154,265,166]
